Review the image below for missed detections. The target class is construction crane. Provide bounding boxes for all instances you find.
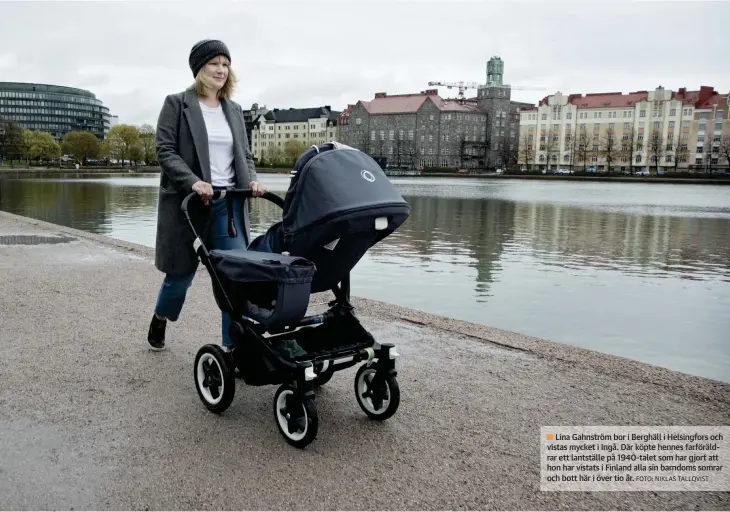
[428,81,480,100]
[428,80,547,99]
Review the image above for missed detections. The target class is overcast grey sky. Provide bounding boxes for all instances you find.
[1,0,729,126]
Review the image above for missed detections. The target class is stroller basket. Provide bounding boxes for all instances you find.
[208,249,316,330]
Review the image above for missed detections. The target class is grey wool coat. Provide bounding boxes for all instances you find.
[154,86,257,277]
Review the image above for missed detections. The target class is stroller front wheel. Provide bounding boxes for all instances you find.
[194,344,235,414]
[354,364,400,421]
[273,384,318,448]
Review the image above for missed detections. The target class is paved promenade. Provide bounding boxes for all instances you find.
[1,210,728,510]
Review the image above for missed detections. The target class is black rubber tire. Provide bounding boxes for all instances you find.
[313,368,334,388]
[194,344,235,414]
[273,384,319,449]
[354,364,400,421]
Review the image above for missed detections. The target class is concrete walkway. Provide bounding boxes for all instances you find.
[1,210,728,511]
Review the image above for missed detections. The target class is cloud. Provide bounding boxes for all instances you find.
[1,0,728,126]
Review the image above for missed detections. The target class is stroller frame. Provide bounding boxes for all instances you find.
[181,188,401,448]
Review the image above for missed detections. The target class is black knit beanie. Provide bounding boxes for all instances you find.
[189,39,232,78]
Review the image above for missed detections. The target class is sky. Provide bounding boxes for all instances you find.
[1,0,729,126]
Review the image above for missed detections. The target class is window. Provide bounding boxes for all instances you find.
[594,123,600,130]
[716,111,724,119]
[609,123,614,129]
[669,121,675,128]
[640,110,646,117]
[541,114,547,120]
[653,122,660,129]
[566,113,572,119]
[624,123,630,129]
[636,155,642,163]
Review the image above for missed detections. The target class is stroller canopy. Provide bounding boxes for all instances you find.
[282,143,409,236]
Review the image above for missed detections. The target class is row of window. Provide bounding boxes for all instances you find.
[0,100,105,113]
[0,91,101,105]
[253,131,333,140]
[1,109,102,119]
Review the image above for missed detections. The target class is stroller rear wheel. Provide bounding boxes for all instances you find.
[354,364,400,421]
[273,384,318,448]
[194,344,235,414]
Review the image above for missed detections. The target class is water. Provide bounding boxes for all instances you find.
[1,173,729,383]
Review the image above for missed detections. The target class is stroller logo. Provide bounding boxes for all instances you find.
[361,169,375,183]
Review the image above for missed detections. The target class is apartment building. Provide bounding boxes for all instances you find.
[251,106,339,161]
[518,85,729,173]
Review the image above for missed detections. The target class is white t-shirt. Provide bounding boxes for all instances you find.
[199,102,235,187]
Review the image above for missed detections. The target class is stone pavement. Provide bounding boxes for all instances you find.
[0,210,728,510]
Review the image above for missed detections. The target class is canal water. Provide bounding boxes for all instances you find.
[1,173,728,383]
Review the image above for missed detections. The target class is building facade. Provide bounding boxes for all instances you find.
[518,85,730,173]
[250,106,339,161]
[0,82,111,141]
[339,57,530,171]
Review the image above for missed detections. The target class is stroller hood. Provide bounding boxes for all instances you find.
[282,143,409,235]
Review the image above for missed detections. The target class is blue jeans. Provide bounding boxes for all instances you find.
[154,198,247,347]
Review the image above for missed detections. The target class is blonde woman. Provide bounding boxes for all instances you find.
[148,39,268,352]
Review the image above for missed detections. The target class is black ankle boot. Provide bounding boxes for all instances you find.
[147,315,167,351]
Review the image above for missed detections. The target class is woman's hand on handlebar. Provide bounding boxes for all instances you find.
[250,180,268,197]
[192,180,213,205]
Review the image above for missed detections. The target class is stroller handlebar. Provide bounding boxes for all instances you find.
[181,188,284,241]
[181,188,284,215]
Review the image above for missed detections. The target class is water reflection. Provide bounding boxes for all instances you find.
[1,174,728,382]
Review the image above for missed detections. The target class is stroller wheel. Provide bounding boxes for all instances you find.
[354,364,400,421]
[273,384,318,448]
[194,344,235,414]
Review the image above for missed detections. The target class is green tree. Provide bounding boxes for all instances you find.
[20,129,34,165]
[138,124,156,164]
[105,124,140,165]
[29,131,61,163]
[61,131,101,164]
[283,140,307,165]
[0,119,24,166]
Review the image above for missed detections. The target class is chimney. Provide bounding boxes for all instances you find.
[374,92,387,98]
[425,89,438,95]
[698,86,715,105]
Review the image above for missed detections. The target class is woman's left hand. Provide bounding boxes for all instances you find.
[250,181,268,197]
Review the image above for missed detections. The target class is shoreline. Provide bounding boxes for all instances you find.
[2,208,728,400]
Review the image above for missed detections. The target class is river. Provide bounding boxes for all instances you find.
[1,172,728,383]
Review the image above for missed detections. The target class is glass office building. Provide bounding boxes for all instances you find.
[0,82,111,140]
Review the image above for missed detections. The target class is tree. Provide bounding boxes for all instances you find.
[575,128,590,172]
[672,139,690,173]
[0,119,24,165]
[138,124,156,164]
[719,135,730,172]
[544,127,559,170]
[518,133,534,170]
[105,124,140,165]
[28,131,61,163]
[283,140,307,165]
[600,128,617,173]
[62,131,101,164]
[618,127,637,174]
[647,130,663,175]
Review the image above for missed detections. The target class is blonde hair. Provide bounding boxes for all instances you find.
[194,62,237,100]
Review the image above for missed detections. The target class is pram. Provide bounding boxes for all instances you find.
[180,142,410,448]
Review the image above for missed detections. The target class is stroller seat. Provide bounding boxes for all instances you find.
[249,142,410,294]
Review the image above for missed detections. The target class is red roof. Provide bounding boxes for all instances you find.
[359,90,480,114]
[530,86,728,111]
[673,86,727,109]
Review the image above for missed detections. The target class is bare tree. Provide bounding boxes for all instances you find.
[618,127,637,174]
[647,129,664,175]
[575,128,590,172]
[672,138,689,173]
[719,134,730,172]
[600,128,617,174]
[543,128,559,171]
[518,133,534,170]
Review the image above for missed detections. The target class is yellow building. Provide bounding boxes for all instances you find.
[518,85,729,173]
[251,106,340,162]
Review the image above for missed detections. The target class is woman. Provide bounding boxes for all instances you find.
[147,39,268,351]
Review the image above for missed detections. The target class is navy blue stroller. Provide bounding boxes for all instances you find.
[181,142,410,448]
